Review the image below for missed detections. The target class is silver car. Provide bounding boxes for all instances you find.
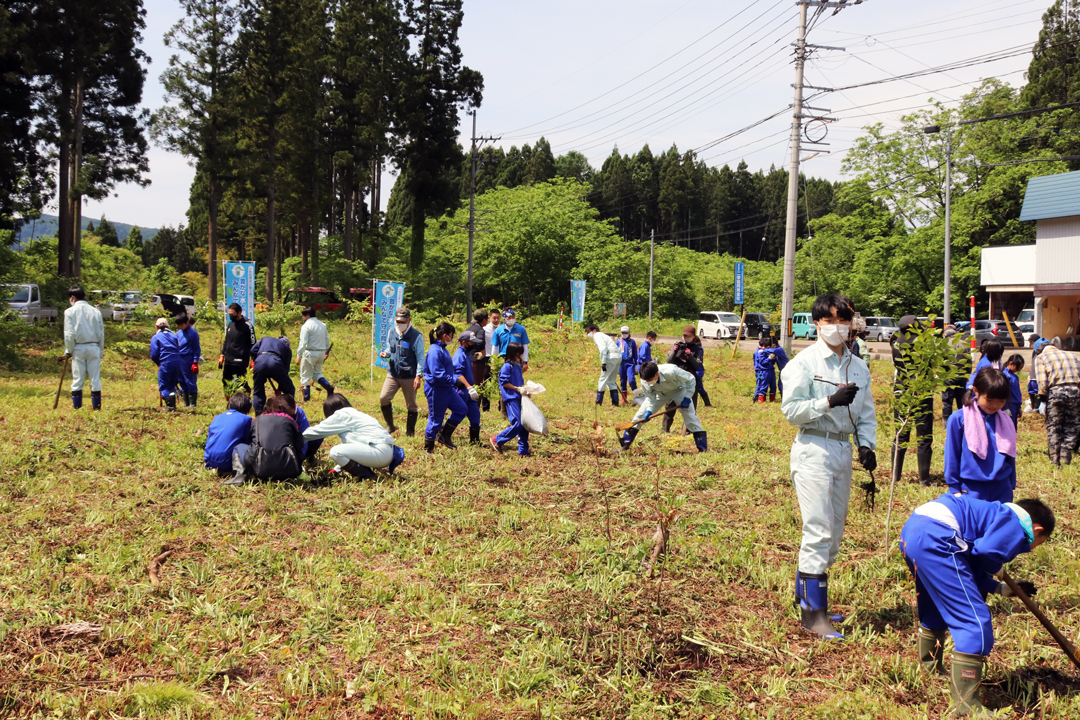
[865,316,899,342]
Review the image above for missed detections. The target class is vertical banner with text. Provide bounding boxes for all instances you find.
[372,280,406,378]
[734,262,745,306]
[223,262,256,327]
[571,280,586,324]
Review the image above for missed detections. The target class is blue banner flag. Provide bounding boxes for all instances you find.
[571,280,586,323]
[734,262,745,305]
[223,262,256,326]
[373,280,406,371]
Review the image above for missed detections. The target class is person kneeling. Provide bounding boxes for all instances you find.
[900,494,1054,717]
[205,392,253,480]
[620,362,706,453]
[301,393,405,479]
[225,395,304,486]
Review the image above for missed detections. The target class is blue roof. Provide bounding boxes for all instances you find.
[1019,170,1080,221]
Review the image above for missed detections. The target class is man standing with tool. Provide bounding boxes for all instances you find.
[1032,337,1080,466]
[781,294,877,641]
[295,306,334,401]
[63,285,105,410]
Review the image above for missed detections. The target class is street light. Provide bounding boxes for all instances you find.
[923,123,951,325]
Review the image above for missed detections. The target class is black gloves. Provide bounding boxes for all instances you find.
[1016,580,1037,597]
[858,446,877,472]
[602,364,607,372]
[827,383,859,408]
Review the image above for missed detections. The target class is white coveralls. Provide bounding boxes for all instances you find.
[632,364,702,432]
[64,300,105,392]
[297,316,330,387]
[301,407,396,470]
[780,338,876,575]
[592,331,622,392]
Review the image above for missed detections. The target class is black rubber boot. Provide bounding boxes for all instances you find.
[189,393,197,408]
[595,391,604,405]
[223,451,247,486]
[917,449,933,486]
[918,627,947,675]
[692,431,708,453]
[165,395,177,412]
[609,389,620,407]
[381,404,397,433]
[796,572,844,640]
[469,425,481,446]
[950,652,986,717]
[72,390,83,409]
[339,460,375,479]
[424,437,436,454]
[406,411,418,437]
[183,392,192,408]
[318,378,335,394]
[892,447,906,485]
[618,427,639,451]
[700,390,711,407]
[437,421,460,450]
[302,385,311,401]
[91,391,101,411]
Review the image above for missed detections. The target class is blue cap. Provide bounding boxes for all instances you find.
[1033,338,1050,352]
[502,308,516,318]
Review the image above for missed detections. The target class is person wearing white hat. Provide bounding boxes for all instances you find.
[616,325,638,405]
[150,317,184,410]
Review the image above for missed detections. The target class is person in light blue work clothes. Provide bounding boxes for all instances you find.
[490,308,530,367]
[491,343,530,456]
[301,393,405,478]
[615,326,638,404]
[250,335,294,415]
[619,361,706,452]
[175,313,201,407]
[944,367,1016,503]
[296,306,334,401]
[752,337,776,403]
[204,393,253,476]
[452,330,483,446]
[423,321,468,453]
[150,317,184,411]
[586,324,622,406]
[63,285,106,410]
[781,294,876,641]
[899,494,1054,716]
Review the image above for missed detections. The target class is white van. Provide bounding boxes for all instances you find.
[697,311,744,340]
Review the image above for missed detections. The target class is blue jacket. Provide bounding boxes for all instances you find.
[492,323,530,357]
[1028,378,1039,395]
[251,336,292,368]
[499,361,524,402]
[386,325,424,379]
[1003,367,1022,420]
[150,330,182,366]
[933,493,1032,595]
[617,337,638,365]
[204,410,252,469]
[423,340,456,390]
[452,345,474,388]
[637,340,653,371]
[967,357,998,388]
[772,346,789,371]
[176,325,201,361]
[944,407,1016,490]
[753,347,776,374]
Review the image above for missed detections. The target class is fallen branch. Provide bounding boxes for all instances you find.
[148,550,173,586]
[43,622,102,640]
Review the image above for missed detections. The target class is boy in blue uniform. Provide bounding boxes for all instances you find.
[175,313,201,407]
[944,368,1016,503]
[637,331,656,374]
[204,393,253,477]
[150,318,184,411]
[616,326,638,404]
[1004,354,1024,427]
[752,338,776,403]
[453,330,483,445]
[899,494,1053,716]
[491,309,530,367]
[250,335,294,415]
[423,321,468,453]
[491,343,530,456]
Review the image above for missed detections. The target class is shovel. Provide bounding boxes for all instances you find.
[53,355,70,410]
[614,411,666,437]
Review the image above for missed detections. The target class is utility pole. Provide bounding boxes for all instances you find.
[943,129,952,324]
[648,229,655,322]
[466,111,499,320]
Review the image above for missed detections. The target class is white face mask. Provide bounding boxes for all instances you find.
[396,322,409,333]
[505,318,516,327]
[818,323,850,346]
[621,333,629,338]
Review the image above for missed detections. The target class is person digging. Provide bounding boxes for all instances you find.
[618,361,707,453]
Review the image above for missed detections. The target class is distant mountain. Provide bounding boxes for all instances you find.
[12,214,159,248]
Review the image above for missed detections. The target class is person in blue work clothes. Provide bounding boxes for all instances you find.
[753,337,777,403]
[452,330,483,446]
[150,317,184,411]
[204,392,253,478]
[175,313,201,407]
[616,326,638,404]
[423,321,468,453]
[769,336,789,398]
[1004,354,1025,427]
[637,331,657,374]
[250,334,294,415]
[781,294,877,641]
[967,339,1003,387]
[944,367,1017,504]
[279,394,323,464]
[899,494,1054,716]
[491,343,531,456]
[619,361,707,452]
[491,308,530,369]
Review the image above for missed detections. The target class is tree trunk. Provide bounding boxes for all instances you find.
[265,120,276,302]
[57,137,71,277]
[275,229,282,301]
[410,198,425,270]
[208,171,219,301]
[299,215,309,276]
[311,227,319,284]
[343,183,354,262]
[71,75,86,279]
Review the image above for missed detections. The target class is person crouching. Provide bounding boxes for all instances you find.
[301,393,405,479]
[225,395,304,486]
[620,361,707,453]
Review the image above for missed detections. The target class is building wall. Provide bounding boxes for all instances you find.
[1042,295,1080,339]
[1036,216,1080,285]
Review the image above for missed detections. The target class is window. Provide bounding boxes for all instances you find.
[866,318,879,326]
[880,317,896,327]
[718,313,741,323]
[699,313,716,322]
[5,286,29,303]
[30,286,38,303]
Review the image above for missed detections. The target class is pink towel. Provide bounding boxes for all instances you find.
[963,399,1016,460]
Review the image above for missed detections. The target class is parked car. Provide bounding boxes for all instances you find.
[791,312,817,340]
[4,283,57,323]
[743,312,774,339]
[1016,308,1035,324]
[111,290,144,321]
[961,320,1022,347]
[697,311,743,340]
[348,287,374,309]
[1017,323,1038,347]
[864,316,899,342]
[284,287,343,312]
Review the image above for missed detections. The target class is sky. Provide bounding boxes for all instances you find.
[80,0,1054,229]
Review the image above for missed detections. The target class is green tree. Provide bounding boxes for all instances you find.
[126,225,144,254]
[1019,0,1080,169]
[96,215,119,246]
[521,137,555,185]
[554,151,593,183]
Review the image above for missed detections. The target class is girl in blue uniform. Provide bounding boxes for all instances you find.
[944,367,1017,503]
[616,326,638,404]
[150,318,184,410]
[491,343,529,456]
[752,338,775,402]
[423,321,468,453]
[1004,354,1024,427]
[452,331,483,445]
[899,494,1053,716]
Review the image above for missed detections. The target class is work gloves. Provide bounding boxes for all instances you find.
[602,364,607,372]
[468,387,480,401]
[1001,580,1037,597]
[680,395,692,409]
[192,362,199,374]
[217,354,224,369]
[858,446,877,472]
[642,410,652,419]
[827,382,859,408]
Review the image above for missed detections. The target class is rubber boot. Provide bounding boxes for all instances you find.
[437,420,460,450]
[796,572,844,640]
[165,395,177,412]
[406,411,418,437]
[609,389,620,407]
[757,395,766,403]
[223,451,247,486]
[72,390,83,409]
[892,447,907,485]
[596,391,604,405]
[918,626,947,675]
[91,391,101,411]
[768,393,776,403]
[619,427,639,451]
[700,390,711,407]
[917,448,933,486]
[950,652,986,717]
[189,393,197,408]
[182,392,191,407]
[795,570,843,623]
[424,436,436,454]
[469,425,481,446]
[302,385,311,401]
[692,431,708,453]
[620,390,628,405]
[381,404,397,433]
[339,459,376,480]
[318,378,335,395]
[387,446,405,475]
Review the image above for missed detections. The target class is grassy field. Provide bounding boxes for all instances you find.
[2,317,1079,719]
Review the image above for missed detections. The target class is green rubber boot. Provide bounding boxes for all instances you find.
[917,627,947,675]
[949,652,986,717]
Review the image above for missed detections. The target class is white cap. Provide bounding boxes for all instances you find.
[155,318,169,329]
[620,326,630,333]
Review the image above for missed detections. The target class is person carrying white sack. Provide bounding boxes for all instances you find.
[301,394,405,479]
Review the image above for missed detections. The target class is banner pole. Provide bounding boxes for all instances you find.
[370,279,376,385]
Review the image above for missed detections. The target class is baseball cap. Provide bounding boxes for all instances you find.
[502,308,516,318]
[155,318,169,329]
[395,307,411,321]
[620,325,630,333]
[458,331,477,344]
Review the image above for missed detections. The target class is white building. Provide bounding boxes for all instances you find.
[980,169,1080,339]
